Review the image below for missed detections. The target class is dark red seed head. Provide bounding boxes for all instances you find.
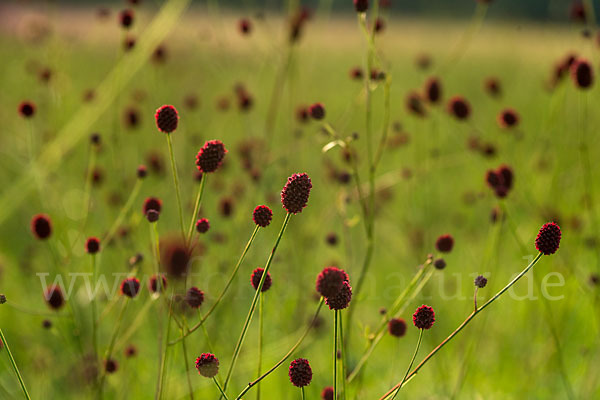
[412,304,435,329]
[154,105,179,133]
[85,237,100,254]
[119,9,134,29]
[239,18,252,34]
[195,353,219,378]
[185,287,204,308]
[406,91,426,117]
[374,18,385,33]
[161,238,192,278]
[219,197,234,217]
[498,108,520,128]
[120,277,141,298]
[137,165,147,179]
[474,275,488,288]
[435,234,454,253]
[152,45,167,64]
[388,318,407,337]
[124,107,140,129]
[44,285,64,310]
[146,210,160,223]
[433,258,446,270]
[535,222,561,255]
[296,106,310,123]
[350,67,364,80]
[484,77,502,97]
[281,173,312,214]
[424,77,442,104]
[149,274,167,293]
[195,140,227,173]
[289,358,312,387]
[251,268,272,292]
[143,197,162,216]
[326,232,338,246]
[570,2,586,23]
[31,214,52,240]
[309,103,325,120]
[497,165,514,190]
[325,281,352,310]
[196,218,210,234]
[124,36,136,51]
[104,359,118,373]
[18,101,36,118]
[321,386,334,400]
[124,345,137,358]
[252,205,273,228]
[354,0,369,13]
[571,59,594,89]
[485,170,501,189]
[316,267,348,298]
[447,96,471,120]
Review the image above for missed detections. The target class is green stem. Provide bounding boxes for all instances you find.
[379,253,544,399]
[91,255,98,369]
[0,328,31,399]
[221,213,292,394]
[104,178,142,244]
[98,299,129,398]
[181,324,194,400]
[186,174,207,247]
[339,311,346,400]
[235,299,324,400]
[169,225,260,345]
[333,310,339,399]
[213,378,230,400]
[156,290,175,400]
[256,292,264,400]
[390,329,423,400]
[301,387,305,400]
[165,133,185,240]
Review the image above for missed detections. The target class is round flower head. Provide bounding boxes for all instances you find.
[474,275,488,288]
[238,18,252,35]
[325,281,352,310]
[433,258,446,270]
[485,169,501,188]
[149,274,167,293]
[18,101,36,118]
[104,359,119,373]
[44,285,65,310]
[406,91,426,117]
[161,238,193,278]
[125,345,137,358]
[253,205,273,228]
[388,318,407,337]
[146,210,160,223]
[154,105,179,133]
[316,267,348,298]
[571,59,594,89]
[296,106,310,123]
[196,218,210,234]
[435,234,454,253]
[143,197,162,216]
[412,305,435,329]
[321,386,334,400]
[120,277,141,298]
[447,96,471,120]
[497,165,514,190]
[354,0,369,13]
[498,108,520,128]
[195,353,219,378]
[136,165,147,179]
[281,173,312,214]
[484,77,502,97]
[374,18,385,33]
[31,214,52,240]
[195,140,227,173]
[85,237,100,254]
[424,77,442,104]
[309,103,325,120]
[535,222,561,255]
[350,67,364,80]
[119,9,134,28]
[185,287,204,308]
[251,268,272,292]
[289,358,312,387]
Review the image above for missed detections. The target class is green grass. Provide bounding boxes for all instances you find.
[0,2,599,399]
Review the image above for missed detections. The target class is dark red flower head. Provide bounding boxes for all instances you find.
[316,267,348,298]
[433,258,446,270]
[435,234,454,253]
[321,386,334,400]
[143,197,162,216]
[44,285,64,310]
[195,140,227,173]
[570,2,586,23]
[125,345,137,358]
[374,18,385,33]
[571,58,594,89]
[498,108,520,128]
[535,222,561,255]
[161,238,193,278]
[85,237,100,254]
[406,91,426,117]
[196,218,210,234]
[119,9,134,29]
[350,67,364,80]
[474,275,488,288]
[447,96,471,120]
[412,304,435,329]
[253,205,273,227]
[388,318,407,337]
[195,353,219,378]
[149,274,167,293]
[497,165,514,190]
[239,18,252,34]
[185,287,204,308]
[120,277,140,298]
[309,103,325,120]
[146,210,160,223]
[31,214,52,240]
[18,101,36,118]
[296,106,310,123]
[289,358,312,387]
[137,165,147,179]
[354,0,369,13]
[154,105,179,133]
[424,77,442,104]
[281,173,312,214]
[251,268,272,292]
[484,77,502,97]
[325,281,352,310]
[105,358,119,373]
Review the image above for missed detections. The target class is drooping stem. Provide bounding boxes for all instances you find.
[0,328,31,400]
[235,298,324,400]
[222,213,292,394]
[390,329,424,400]
[186,174,207,247]
[170,225,260,345]
[165,133,186,239]
[379,253,544,399]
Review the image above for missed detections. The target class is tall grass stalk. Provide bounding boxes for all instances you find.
[0,328,31,400]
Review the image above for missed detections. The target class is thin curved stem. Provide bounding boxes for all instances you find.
[104,178,142,244]
[256,292,264,400]
[186,175,206,247]
[390,329,423,400]
[98,299,129,398]
[214,378,230,400]
[165,133,185,240]
[0,328,31,399]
